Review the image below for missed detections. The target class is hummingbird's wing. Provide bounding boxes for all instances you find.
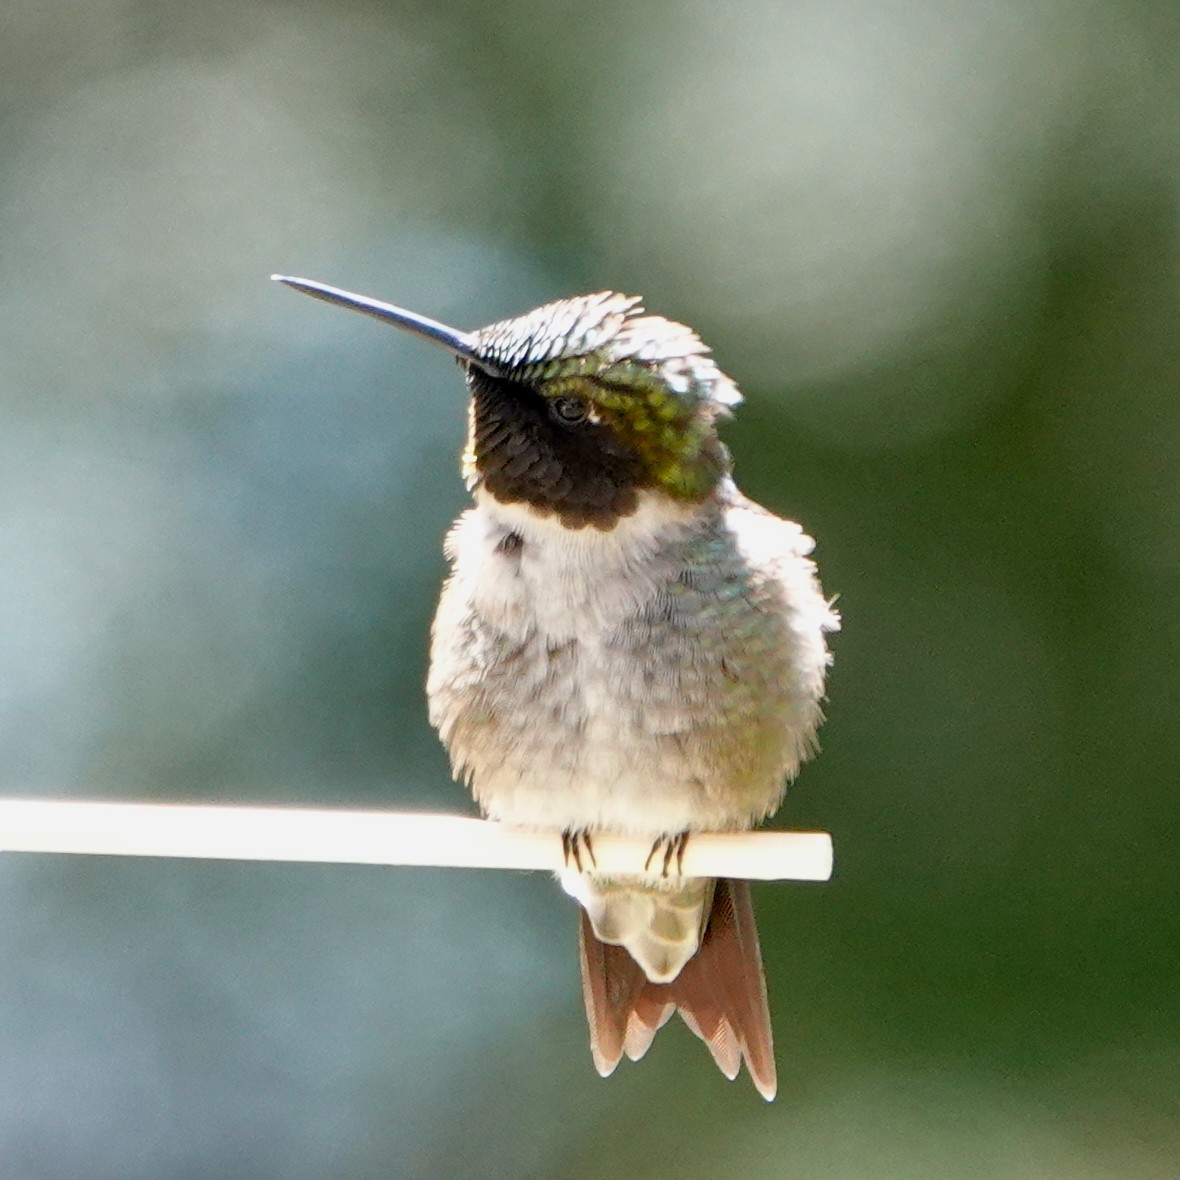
[577,878,777,1101]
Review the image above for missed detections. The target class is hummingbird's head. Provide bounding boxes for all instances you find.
[273,278,741,529]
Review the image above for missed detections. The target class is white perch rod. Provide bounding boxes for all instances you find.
[0,799,832,882]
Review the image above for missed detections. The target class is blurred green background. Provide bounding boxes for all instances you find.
[1,1,1177,1176]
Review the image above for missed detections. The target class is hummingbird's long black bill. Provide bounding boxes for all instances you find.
[271,275,481,364]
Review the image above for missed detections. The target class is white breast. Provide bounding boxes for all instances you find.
[448,489,700,644]
[428,485,835,834]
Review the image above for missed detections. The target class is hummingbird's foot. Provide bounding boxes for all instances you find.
[561,828,597,873]
[644,831,690,877]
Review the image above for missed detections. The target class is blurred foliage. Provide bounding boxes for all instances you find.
[0,0,1177,1176]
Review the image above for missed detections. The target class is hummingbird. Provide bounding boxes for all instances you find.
[274,275,838,1100]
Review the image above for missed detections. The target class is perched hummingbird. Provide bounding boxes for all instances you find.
[274,275,838,1100]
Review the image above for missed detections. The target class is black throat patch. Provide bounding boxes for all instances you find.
[465,368,645,530]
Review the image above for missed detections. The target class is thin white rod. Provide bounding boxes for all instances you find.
[0,799,832,882]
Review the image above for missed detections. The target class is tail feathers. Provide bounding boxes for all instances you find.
[578,878,776,1100]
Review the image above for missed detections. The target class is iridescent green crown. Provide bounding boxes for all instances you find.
[472,292,740,499]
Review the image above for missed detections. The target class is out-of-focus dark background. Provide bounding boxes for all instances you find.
[2,1,1177,1176]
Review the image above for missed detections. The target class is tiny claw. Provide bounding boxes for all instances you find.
[644,831,690,877]
[561,828,597,872]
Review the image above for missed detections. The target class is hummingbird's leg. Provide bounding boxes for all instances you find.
[561,828,597,872]
[643,831,690,877]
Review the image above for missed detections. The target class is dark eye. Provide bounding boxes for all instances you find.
[550,395,589,425]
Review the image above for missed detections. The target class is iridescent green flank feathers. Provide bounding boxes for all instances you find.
[471,292,741,502]
[274,274,838,1100]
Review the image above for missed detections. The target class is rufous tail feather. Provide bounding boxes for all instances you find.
[578,877,776,1100]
